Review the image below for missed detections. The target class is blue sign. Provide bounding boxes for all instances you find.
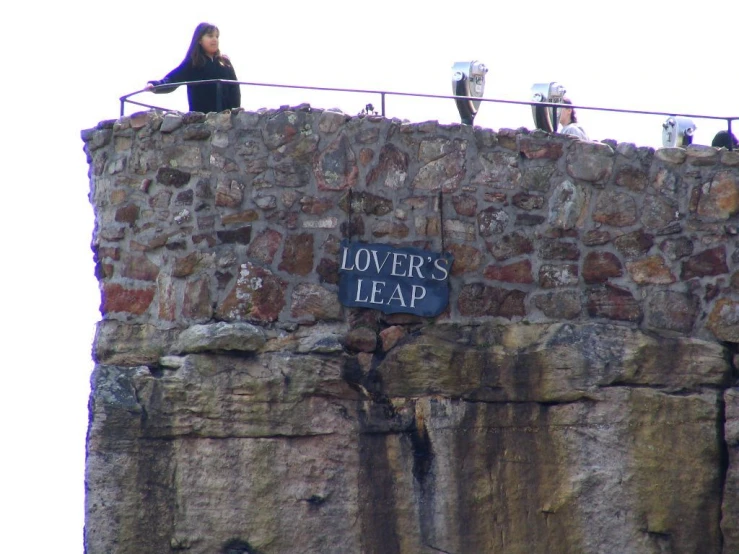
[338,240,454,317]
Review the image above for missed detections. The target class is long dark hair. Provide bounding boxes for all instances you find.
[184,22,233,69]
[562,98,578,124]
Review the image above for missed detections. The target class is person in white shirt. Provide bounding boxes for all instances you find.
[558,98,589,140]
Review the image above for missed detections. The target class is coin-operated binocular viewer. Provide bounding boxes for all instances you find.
[662,116,696,147]
[531,82,566,133]
[451,61,488,125]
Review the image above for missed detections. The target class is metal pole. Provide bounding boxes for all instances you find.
[120,98,125,117]
[729,119,734,152]
[381,93,385,117]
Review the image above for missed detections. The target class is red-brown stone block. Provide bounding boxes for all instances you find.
[538,240,580,261]
[222,210,259,224]
[452,194,478,217]
[278,234,314,276]
[121,253,160,282]
[366,144,409,189]
[216,263,287,322]
[115,204,139,225]
[380,325,407,351]
[682,247,728,280]
[372,221,410,239]
[457,283,526,318]
[102,283,155,316]
[519,137,563,160]
[615,166,648,191]
[316,258,340,285]
[583,252,623,284]
[300,196,335,216]
[614,230,654,260]
[248,229,283,266]
[291,283,342,321]
[484,192,508,204]
[343,327,378,353]
[448,244,482,275]
[586,284,642,322]
[486,232,533,261]
[697,172,739,219]
[156,274,177,321]
[707,298,739,341]
[484,260,534,284]
[593,190,638,227]
[215,180,244,208]
[626,256,676,285]
[182,276,212,320]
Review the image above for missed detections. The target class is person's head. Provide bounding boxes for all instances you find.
[186,23,222,66]
[711,130,738,149]
[559,98,578,126]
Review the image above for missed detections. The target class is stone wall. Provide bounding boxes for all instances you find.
[82,106,739,553]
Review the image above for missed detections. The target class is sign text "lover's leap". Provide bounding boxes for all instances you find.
[338,241,454,317]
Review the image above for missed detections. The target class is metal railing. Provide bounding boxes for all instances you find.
[121,79,737,149]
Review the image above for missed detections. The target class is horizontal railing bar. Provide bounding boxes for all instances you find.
[121,98,169,111]
[120,80,739,123]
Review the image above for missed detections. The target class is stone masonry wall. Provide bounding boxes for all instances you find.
[82,106,739,554]
[82,107,739,339]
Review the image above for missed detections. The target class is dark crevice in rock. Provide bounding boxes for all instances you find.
[423,543,457,554]
[222,538,261,554]
[717,392,729,552]
[342,355,395,409]
[210,349,260,360]
[341,356,363,391]
[131,382,148,425]
[139,431,336,441]
[721,340,739,382]
[599,382,725,395]
[644,529,671,540]
[146,365,164,378]
[301,493,328,508]
[461,396,592,407]
[357,432,402,554]
[408,416,434,485]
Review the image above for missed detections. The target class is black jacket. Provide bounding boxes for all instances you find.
[149,56,241,113]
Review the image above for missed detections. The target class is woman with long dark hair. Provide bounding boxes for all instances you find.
[558,98,589,140]
[147,22,241,113]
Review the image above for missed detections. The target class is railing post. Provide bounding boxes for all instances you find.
[381,93,385,117]
[729,119,734,152]
[120,98,125,117]
[216,81,223,113]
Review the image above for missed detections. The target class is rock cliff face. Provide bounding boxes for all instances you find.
[83,107,739,553]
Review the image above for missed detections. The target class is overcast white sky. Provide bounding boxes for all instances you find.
[3,1,738,551]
